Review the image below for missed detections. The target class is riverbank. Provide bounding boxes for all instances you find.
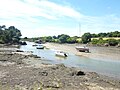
[0,46,120,90]
[44,43,120,61]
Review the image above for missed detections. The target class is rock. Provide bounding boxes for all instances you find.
[39,71,48,76]
[70,70,85,76]
[16,49,24,52]
[116,44,120,47]
[0,59,7,62]
[76,71,85,76]
[56,64,66,69]
[29,55,41,58]
[52,81,60,88]
[43,81,60,88]
[50,64,66,70]
[20,41,27,45]
[104,43,109,47]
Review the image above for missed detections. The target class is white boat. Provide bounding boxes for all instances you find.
[32,44,38,46]
[55,50,67,57]
[75,46,89,52]
[36,45,44,49]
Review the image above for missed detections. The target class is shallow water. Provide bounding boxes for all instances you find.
[20,42,120,79]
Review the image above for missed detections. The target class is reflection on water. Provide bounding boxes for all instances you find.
[55,56,67,60]
[20,42,120,79]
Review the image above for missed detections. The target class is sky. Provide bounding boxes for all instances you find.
[0,0,120,37]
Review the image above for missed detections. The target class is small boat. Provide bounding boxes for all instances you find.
[55,50,67,57]
[32,44,38,46]
[36,45,44,49]
[75,46,89,52]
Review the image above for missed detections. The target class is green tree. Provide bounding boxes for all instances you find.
[45,36,53,42]
[91,33,98,38]
[58,34,70,43]
[67,37,78,43]
[53,36,57,39]
[0,25,22,44]
[7,26,22,44]
[81,32,92,44]
[98,33,107,37]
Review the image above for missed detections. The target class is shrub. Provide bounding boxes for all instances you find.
[106,39,118,46]
[91,39,99,44]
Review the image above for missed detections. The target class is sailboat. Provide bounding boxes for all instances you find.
[75,46,89,52]
[75,23,89,53]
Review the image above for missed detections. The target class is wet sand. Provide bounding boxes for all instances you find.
[0,46,120,90]
[44,43,120,61]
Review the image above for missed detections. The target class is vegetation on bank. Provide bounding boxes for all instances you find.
[0,24,119,46]
[81,31,120,46]
[23,34,79,44]
[23,31,120,46]
[0,25,22,44]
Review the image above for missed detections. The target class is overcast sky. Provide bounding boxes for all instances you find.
[0,0,120,37]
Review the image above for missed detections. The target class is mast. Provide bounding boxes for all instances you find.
[79,23,81,37]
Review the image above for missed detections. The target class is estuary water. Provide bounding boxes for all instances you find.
[20,42,120,79]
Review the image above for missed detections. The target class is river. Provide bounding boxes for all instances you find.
[20,42,120,79]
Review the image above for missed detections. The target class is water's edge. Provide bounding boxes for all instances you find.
[20,42,120,79]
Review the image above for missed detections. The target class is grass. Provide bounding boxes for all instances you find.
[91,37,120,40]
[76,38,82,41]
[77,37,120,41]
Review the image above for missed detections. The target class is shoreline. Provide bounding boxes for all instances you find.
[44,43,120,61]
[0,46,120,90]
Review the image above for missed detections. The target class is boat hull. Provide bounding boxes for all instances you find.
[55,51,67,57]
[75,47,89,52]
[55,53,67,57]
[36,45,44,49]
[36,47,44,49]
[32,44,38,46]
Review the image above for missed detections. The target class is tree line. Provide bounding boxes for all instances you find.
[81,31,120,46]
[24,34,79,44]
[0,25,22,44]
[81,31,120,44]
[24,31,120,46]
[91,31,120,38]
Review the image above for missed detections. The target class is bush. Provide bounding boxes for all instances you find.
[91,39,99,44]
[106,39,118,46]
[97,39,106,45]
[117,39,120,44]
[24,37,28,39]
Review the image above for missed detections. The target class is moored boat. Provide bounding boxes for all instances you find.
[36,45,44,49]
[55,50,67,57]
[75,46,89,52]
[32,44,38,46]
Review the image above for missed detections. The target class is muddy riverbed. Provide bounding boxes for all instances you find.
[0,46,120,90]
[44,43,120,61]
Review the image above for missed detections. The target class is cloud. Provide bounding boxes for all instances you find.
[0,0,120,37]
[0,0,82,20]
[79,15,120,34]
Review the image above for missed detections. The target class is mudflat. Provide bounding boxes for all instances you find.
[0,46,120,90]
[44,43,120,61]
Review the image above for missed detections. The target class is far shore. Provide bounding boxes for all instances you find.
[44,43,120,61]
